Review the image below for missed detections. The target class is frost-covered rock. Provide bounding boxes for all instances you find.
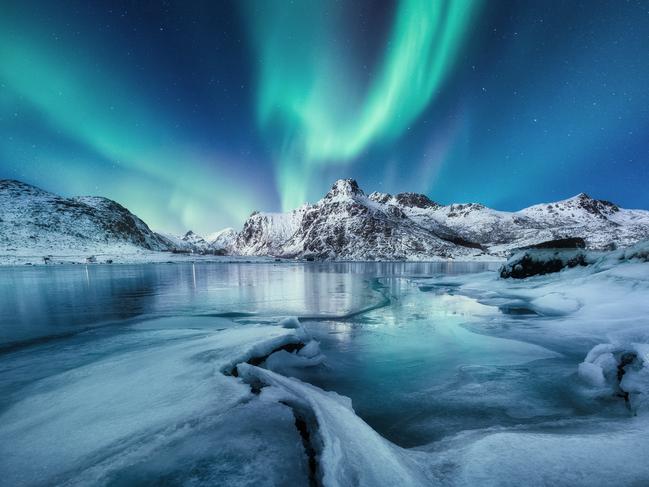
[579,329,649,413]
[500,239,649,279]
[500,249,589,279]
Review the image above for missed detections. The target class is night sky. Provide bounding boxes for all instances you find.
[1,0,648,234]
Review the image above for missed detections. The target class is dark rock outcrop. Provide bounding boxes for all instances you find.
[394,192,438,209]
[522,237,587,250]
[500,249,589,279]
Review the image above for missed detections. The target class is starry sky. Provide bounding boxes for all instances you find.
[1,0,648,234]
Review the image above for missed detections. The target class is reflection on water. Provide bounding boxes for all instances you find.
[290,282,577,446]
[0,261,497,347]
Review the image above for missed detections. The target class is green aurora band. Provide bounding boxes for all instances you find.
[246,0,482,210]
[0,14,264,232]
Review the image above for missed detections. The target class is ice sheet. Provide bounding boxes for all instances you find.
[0,318,303,485]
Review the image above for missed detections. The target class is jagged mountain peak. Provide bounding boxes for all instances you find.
[394,192,438,209]
[570,193,619,214]
[234,180,649,260]
[527,192,620,218]
[368,191,391,204]
[324,179,364,200]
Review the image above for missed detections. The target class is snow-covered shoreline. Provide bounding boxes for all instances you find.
[0,250,505,267]
[0,250,277,267]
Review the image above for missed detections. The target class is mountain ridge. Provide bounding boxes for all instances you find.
[228,179,649,260]
[2,178,649,262]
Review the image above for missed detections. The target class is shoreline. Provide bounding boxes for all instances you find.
[0,250,505,267]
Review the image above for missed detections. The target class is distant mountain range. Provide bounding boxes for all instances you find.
[2,178,649,262]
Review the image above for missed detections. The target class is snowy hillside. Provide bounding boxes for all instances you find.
[0,179,170,260]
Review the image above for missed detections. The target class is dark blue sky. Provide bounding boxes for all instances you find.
[1,0,648,233]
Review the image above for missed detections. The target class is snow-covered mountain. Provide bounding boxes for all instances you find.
[3,178,649,262]
[235,180,483,260]
[158,229,237,255]
[235,207,310,256]
[230,179,649,260]
[157,230,209,253]
[206,228,237,252]
[0,179,169,256]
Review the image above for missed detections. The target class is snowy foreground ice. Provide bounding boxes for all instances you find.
[0,253,648,486]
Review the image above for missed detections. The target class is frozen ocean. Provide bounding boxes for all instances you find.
[1,259,648,486]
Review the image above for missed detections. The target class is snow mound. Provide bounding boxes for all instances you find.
[579,328,649,414]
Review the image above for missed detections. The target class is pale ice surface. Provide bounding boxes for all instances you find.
[1,259,648,485]
[0,319,309,486]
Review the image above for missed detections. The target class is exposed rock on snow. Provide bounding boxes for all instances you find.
[523,237,586,249]
[501,239,649,279]
[500,249,588,279]
[499,238,590,279]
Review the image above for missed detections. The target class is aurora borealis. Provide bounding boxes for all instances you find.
[1,0,649,233]
[246,0,481,210]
